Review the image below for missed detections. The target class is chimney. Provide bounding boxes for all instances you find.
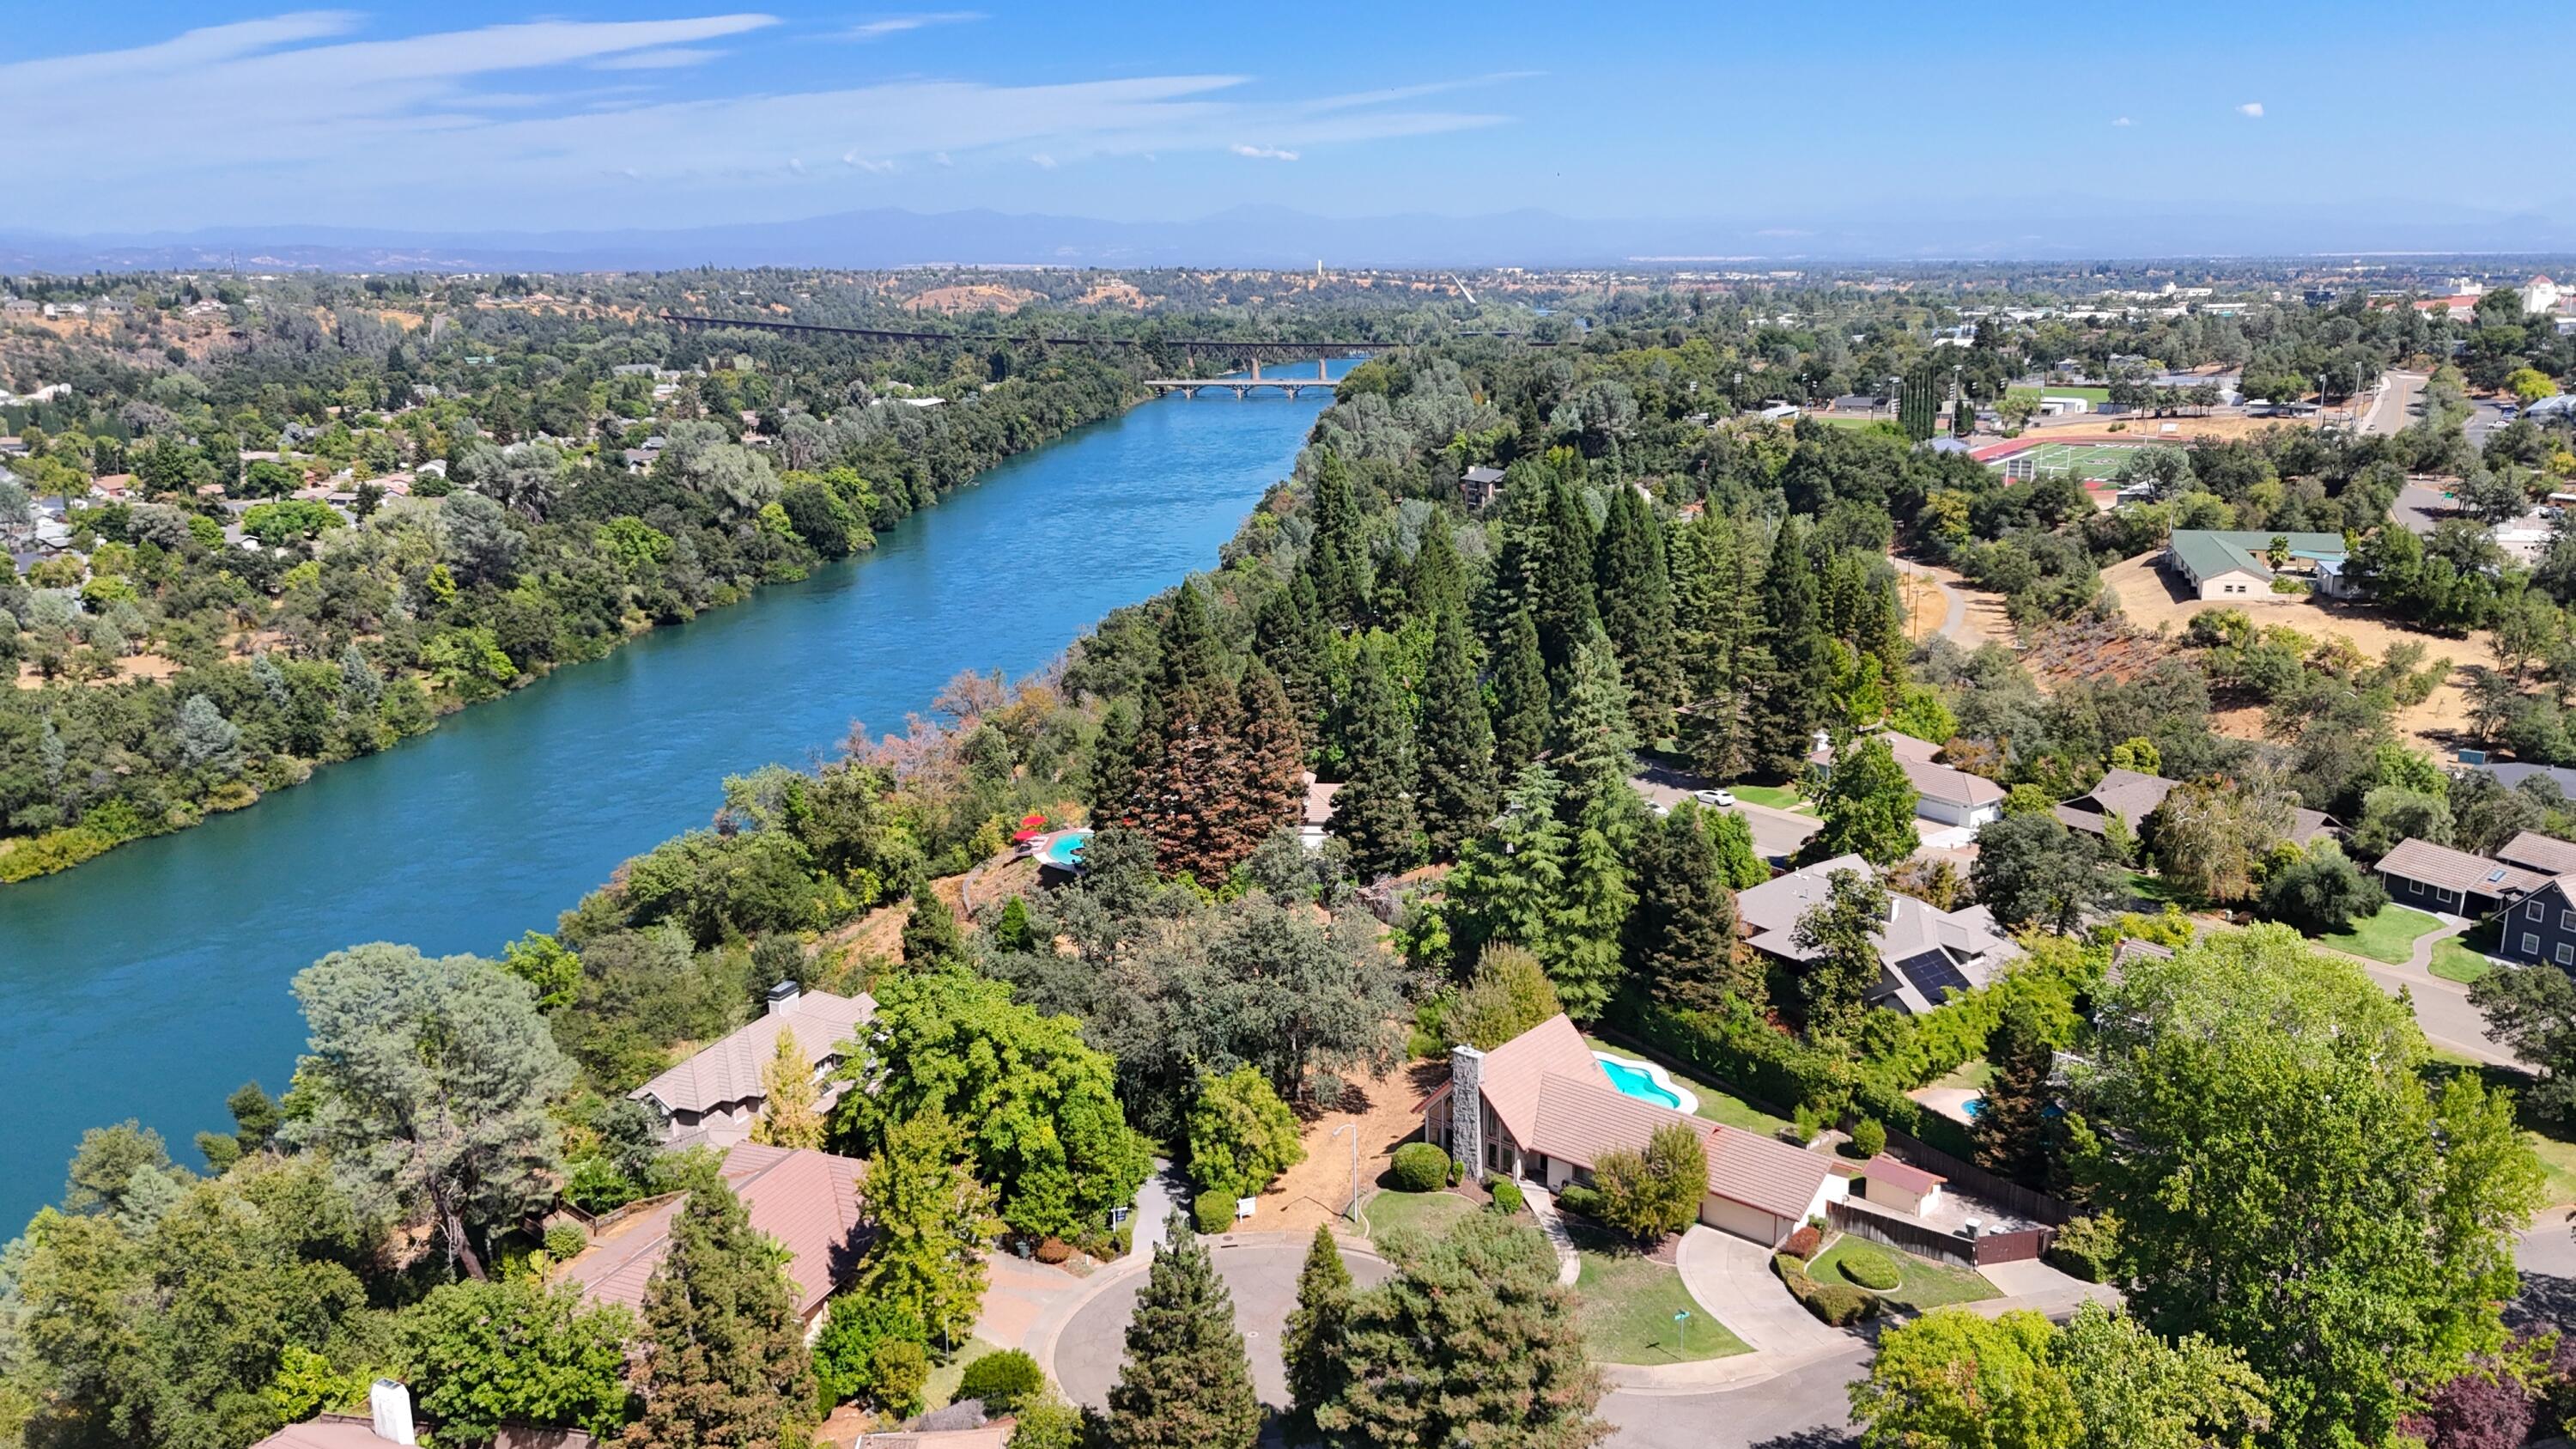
[765,978,803,1016]
[368,1379,416,1446]
[1812,728,1832,758]
[1449,1044,1486,1183]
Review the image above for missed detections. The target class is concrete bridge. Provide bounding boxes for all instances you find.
[1145,356,1343,399]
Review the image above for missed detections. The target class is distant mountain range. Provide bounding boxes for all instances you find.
[4,201,2574,274]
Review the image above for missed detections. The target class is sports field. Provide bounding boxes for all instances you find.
[1993,440,2144,482]
[2005,384,2113,405]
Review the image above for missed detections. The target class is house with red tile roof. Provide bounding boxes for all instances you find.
[1419,1015,1844,1248]
[559,1142,866,1329]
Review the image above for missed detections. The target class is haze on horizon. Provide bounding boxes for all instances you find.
[8,0,2571,253]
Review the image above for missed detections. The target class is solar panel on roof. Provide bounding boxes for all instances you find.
[1899,952,1972,1002]
[2488,868,2509,883]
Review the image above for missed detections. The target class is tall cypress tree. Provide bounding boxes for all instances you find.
[1416,606,1498,860]
[1532,476,1601,690]
[1548,628,1638,817]
[1233,662,1308,856]
[1329,636,1419,877]
[900,872,969,971]
[1091,696,1145,828]
[1751,517,1832,776]
[1673,511,1765,784]
[1404,510,1467,625]
[1105,1213,1261,1449]
[1480,463,1555,650]
[1255,570,1333,755]
[624,1175,817,1449]
[1282,1224,1352,1442]
[1488,607,1551,782]
[1144,681,1250,885]
[1624,803,1753,1012]
[1552,788,1637,1020]
[1157,579,1226,699]
[1307,449,1370,628]
[1593,486,1679,742]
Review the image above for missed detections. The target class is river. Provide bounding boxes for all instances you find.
[0,367,1346,1232]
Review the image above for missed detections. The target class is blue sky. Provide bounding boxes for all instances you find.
[8,2,2567,235]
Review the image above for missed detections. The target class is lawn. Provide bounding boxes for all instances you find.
[2431,937,2495,984]
[1364,1188,1473,1242]
[2313,904,2444,965]
[2108,868,2181,906]
[1722,782,1808,813]
[1925,1059,1994,1094]
[1583,1033,1795,1138]
[1567,1224,1750,1364]
[1808,1237,1999,1312]
[922,1336,1002,1411]
[2005,384,2113,404]
[2529,1132,2576,1208]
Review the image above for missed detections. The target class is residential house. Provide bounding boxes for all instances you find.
[629,982,875,1149]
[561,1142,866,1329]
[1419,1014,1845,1247]
[1460,464,1506,509]
[1853,1154,1943,1218]
[2053,767,2338,846]
[1298,770,1342,852]
[2372,837,2546,918]
[2497,831,2576,876]
[2501,875,2576,971]
[2161,529,2348,601]
[1806,728,2004,829]
[1,299,35,319]
[1735,854,2017,1014]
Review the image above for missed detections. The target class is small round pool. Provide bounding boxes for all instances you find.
[1035,829,1092,871]
[1591,1050,1699,1113]
[1961,1094,1984,1120]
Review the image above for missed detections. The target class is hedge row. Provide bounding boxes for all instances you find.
[1774,1252,1878,1326]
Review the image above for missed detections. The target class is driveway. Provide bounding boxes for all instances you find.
[1676,1227,1851,1359]
[1047,1238,1394,1412]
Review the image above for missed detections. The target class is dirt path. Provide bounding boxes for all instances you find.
[1250,1058,1448,1238]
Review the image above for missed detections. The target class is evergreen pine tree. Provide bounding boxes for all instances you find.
[1593,486,1680,742]
[1157,579,1226,699]
[1974,994,2064,1190]
[1307,450,1370,627]
[1283,1224,1352,1442]
[751,1026,825,1149]
[1480,464,1555,649]
[1548,628,1638,816]
[1674,512,1765,784]
[624,1175,817,1449]
[1487,607,1551,781]
[1329,636,1419,877]
[1441,764,1570,971]
[1552,788,1637,1019]
[901,874,969,971]
[992,895,1037,953]
[1143,680,1250,885]
[1230,663,1309,860]
[1404,510,1467,624]
[1624,804,1753,1013]
[1105,1212,1261,1449]
[1255,571,1332,756]
[1415,606,1498,860]
[1751,517,1832,776]
[1091,697,1145,828]
[1532,476,1601,690]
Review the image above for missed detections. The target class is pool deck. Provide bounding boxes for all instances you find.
[1593,1049,1700,1114]
[1909,1086,1978,1126]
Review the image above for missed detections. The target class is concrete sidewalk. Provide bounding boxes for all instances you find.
[1524,1184,1583,1287]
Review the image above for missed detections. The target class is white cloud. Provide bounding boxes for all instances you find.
[844,11,982,41]
[1230,143,1299,161]
[589,47,726,70]
[1029,152,1057,169]
[0,11,1511,230]
[2111,116,2132,127]
[2238,101,2264,118]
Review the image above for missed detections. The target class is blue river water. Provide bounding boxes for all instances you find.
[0,367,1346,1232]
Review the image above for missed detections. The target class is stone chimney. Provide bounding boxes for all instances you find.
[368,1379,416,1446]
[765,978,803,1016]
[1449,1044,1486,1183]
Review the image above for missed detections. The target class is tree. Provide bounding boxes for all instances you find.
[1283,1224,1352,1443]
[750,1026,826,1150]
[2350,784,2454,860]
[1975,989,2074,1190]
[1972,813,2116,935]
[1548,629,1639,808]
[1488,606,1552,780]
[1305,449,1371,626]
[2470,962,2576,1127]
[1789,868,1888,1040]
[174,694,241,776]
[500,931,581,1013]
[1898,362,1943,442]
[1317,1212,1606,1448]
[1330,635,1419,877]
[1442,764,1571,971]
[1444,942,1565,1050]
[1416,606,1498,858]
[1590,1122,1706,1241]
[1551,788,1639,1020]
[1752,518,1833,775]
[1802,735,1920,867]
[856,1108,999,1353]
[2257,839,2387,935]
[401,1277,637,1445]
[1593,486,1680,740]
[1625,802,1753,1012]
[1850,1307,2076,1449]
[901,875,969,970]
[2145,770,2297,904]
[1104,1213,1261,1449]
[286,943,572,1278]
[1187,1065,1306,1200]
[623,1173,817,1449]
[2075,928,2543,1446]
[834,970,1147,1241]
[2054,1302,2270,1449]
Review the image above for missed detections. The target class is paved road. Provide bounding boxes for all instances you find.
[1604,1347,1867,1449]
[2366,369,2426,436]
[1053,1240,1394,1412]
[1630,766,1820,862]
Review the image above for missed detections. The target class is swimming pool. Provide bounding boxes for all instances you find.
[1035,830,1091,870]
[1961,1094,1984,1119]
[1591,1050,1698,1112]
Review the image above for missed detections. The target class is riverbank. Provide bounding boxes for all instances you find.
[0,368,1347,1230]
[0,385,1151,886]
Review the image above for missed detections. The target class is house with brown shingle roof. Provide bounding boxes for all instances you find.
[560,1142,866,1329]
[2373,836,2548,918]
[1735,855,2018,1014]
[1807,728,2004,828]
[1419,1015,1845,1248]
[630,982,875,1149]
[2496,831,2576,877]
[2053,767,2337,846]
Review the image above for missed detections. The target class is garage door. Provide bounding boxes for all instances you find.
[1701,1195,1782,1246]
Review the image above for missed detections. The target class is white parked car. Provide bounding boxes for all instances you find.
[1692,788,1737,807]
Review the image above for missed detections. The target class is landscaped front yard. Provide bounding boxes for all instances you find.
[1807,1236,1999,1313]
[1566,1223,1749,1364]
[1722,782,1809,813]
[2431,935,2495,984]
[1364,1187,1474,1241]
[2313,904,2444,965]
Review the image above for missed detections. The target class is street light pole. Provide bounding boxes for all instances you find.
[1331,1123,1358,1224]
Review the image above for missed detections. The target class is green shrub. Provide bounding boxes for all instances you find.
[869,1338,929,1419]
[1772,1252,1880,1326]
[542,1221,587,1260]
[1447,1155,1462,1185]
[1789,1103,1825,1144]
[1488,1179,1525,1214]
[813,1294,927,1406]
[1193,1189,1237,1235]
[1389,1142,1449,1191]
[1555,1183,1603,1217]
[1836,1243,1901,1291]
[956,1349,1045,1416]
[2046,1213,2121,1284]
[1849,1117,1887,1159]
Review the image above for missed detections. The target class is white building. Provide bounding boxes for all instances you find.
[2524,275,2562,317]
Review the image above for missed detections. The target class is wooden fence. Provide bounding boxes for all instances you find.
[1827,1200,2057,1270]
[1972,1227,2056,1267]
[1878,1126,2071,1227]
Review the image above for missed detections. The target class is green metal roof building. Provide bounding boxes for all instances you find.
[2163,529,2348,600]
